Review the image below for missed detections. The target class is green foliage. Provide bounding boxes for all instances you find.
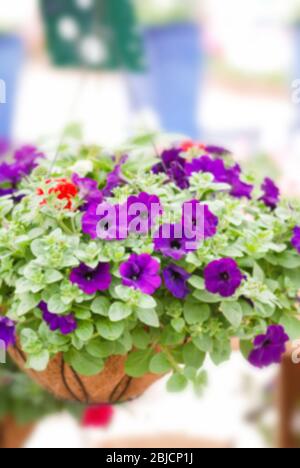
[1,134,300,396]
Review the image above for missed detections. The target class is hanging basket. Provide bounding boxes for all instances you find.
[0,416,34,449]
[9,344,163,404]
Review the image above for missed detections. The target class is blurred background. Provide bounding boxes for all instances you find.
[1,0,300,448]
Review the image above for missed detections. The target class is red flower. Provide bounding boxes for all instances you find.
[181,140,206,152]
[82,405,114,428]
[37,178,78,209]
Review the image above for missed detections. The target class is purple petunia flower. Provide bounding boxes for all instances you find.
[152,148,189,189]
[248,325,289,369]
[185,155,227,182]
[70,262,112,295]
[82,202,128,240]
[204,258,244,298]
[163,264,191,299]
[154,223,198,260]
[291,226,300,254]
[103,155,128,197]
[260,178,280,209]
[225,164,253,199]
[204,145,231,156]
[127,192,162,234]
[119,253,161,295]
[182,200,219,240]
[0,145,44,186]
[39,302,77,335]
[0,187,15,197]
[0,316,16,348]
[72,173,103,210]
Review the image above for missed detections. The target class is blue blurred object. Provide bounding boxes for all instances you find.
[126,22,203,139]
[0,35,24,140]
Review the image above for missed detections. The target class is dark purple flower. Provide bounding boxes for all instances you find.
[39,302,77,335]
[182,200,219,240]
[185,155,227,182]
[292,226,300,254]
[226,164,253,199]
[0,187,15,197]
[154,223,198,260]
[0,316,16,348]
[0,145,44,186]
[204,258,244,297]
[248,325,289,369]
[82,202,128,240]
[163,264,191,299]
[103,155,128,197]
[119,253,161,295]
[204,145,231,156]
[72,173,103,210]
[152,148,189,189]
[70,262,112,295]
[127,192,162,234]
[260,178,280,209]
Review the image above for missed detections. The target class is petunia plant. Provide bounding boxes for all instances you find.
[1,135,300,398]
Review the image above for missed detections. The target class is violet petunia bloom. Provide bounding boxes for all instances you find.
[0,316,16,348]
[185,155,227,182]
[291,226,300,254]
[39,302,77,335]
[204,258,244,298]
[0,187,15,197]
[152,148,189,189]
[127,192,162,234]
[154,223,198,260]
[0,145,44,186]
[182,200,219,240]
[70,262,112,295]
[248,325,289,369]
[163,264,191,300]
[120,253,161,295]
[72,173,103,210]
[82,202,128,240]
[260,178,280,209]
[103,155,128,197]
[204,145,231,156]
[226,164,253,199]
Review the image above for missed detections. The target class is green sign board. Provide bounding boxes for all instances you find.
[40,0,144,71]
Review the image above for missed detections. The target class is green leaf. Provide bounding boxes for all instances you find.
[75,321,94,342]
[138,294,157,309]
[48,294,69,314]
[194,371,208,396]
[125,349,153,377]
[132,328,151,349]
[45,270,64,284]
[86,338,116,358]
[17,293,40,316]
[240,340,252,360]
[149,353,172,374]
[166,373,188,392]
[182,342,205,368]
[171,317,185,333]
[280,316,300,340]
[137,308,159,327]
[188,276,204,290]
[109,302,132,321]
[26,350,49,372]
[20,329,42,354]
[64,349,104,376]
[220,301,243,328]
[193,335,213,352]
[96,318,124,341]
[193,290,222,303]
[184,301,210,325]
[91,297,110,316]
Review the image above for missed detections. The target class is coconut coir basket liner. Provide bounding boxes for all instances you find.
[9,344,162,404]
[0,416,34,449]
